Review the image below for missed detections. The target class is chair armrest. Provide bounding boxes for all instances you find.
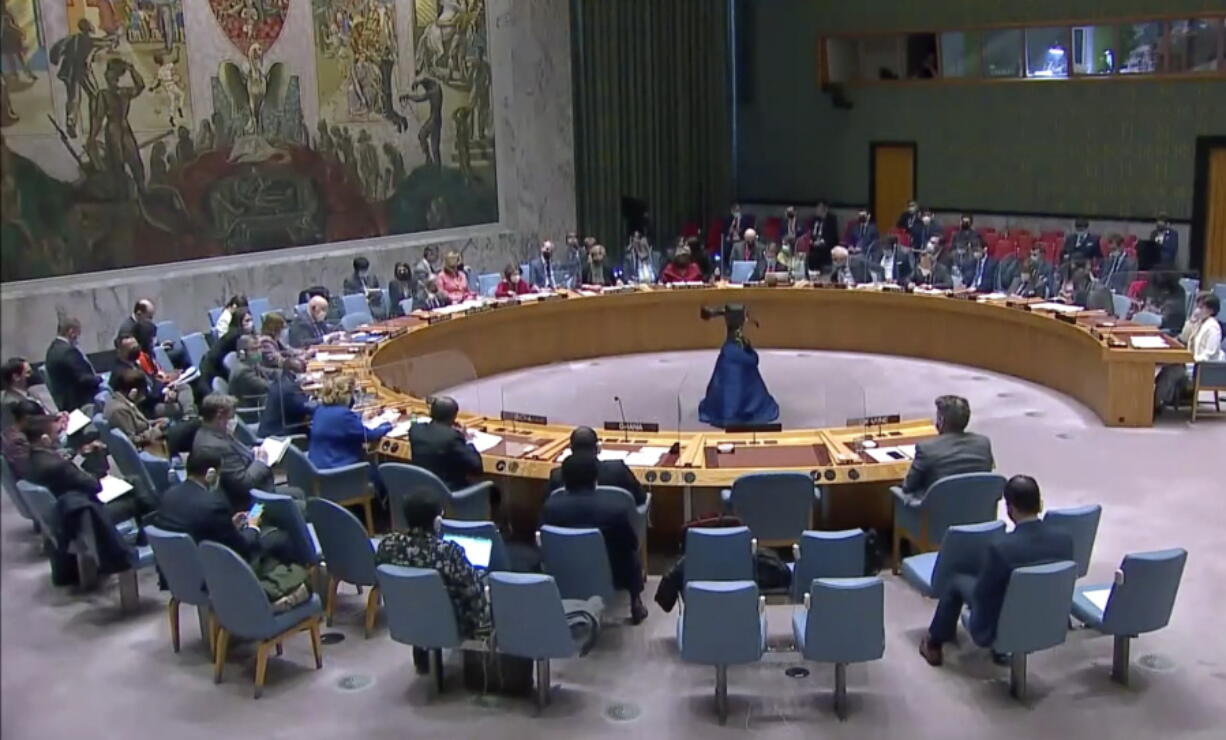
[891,486,921,508]
[812,486,822,503]
[315,461,370,479]
[452,480,494,503]
[635,492,652,519]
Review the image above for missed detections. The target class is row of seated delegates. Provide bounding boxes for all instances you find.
[342,256,389,320]
[1155,293,1223,412]
[1,356,110,476]
[308,375,394,501]
[191,393,304,512]
[152,448,311,609]
[111,332,186,419]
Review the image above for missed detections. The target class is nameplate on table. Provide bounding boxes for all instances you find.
[500,410,548,425]
[846,414,901,427]
[603,420,660,433]
[722,422,782,433]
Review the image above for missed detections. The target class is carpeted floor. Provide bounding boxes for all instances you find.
[2,350,1223,738]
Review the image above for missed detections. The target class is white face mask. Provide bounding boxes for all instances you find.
[225,417,239,435]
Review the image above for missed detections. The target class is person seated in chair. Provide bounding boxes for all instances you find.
[751,241,790,281]
[867,235,912,284]
[919,475,1073,666]
[104,367,168,452]
[258,357,315,438]
[898,395,994,503]
[542,453,648,624]
[342,255,386,320]
[288,296,340,349]
[191,394,303,512]
[494,263,535,298]
[24,414,151,523]
[153,450,266,561]
[227,335,272,408]
[580,244,619,287]
[910,248,951,289]
[1155,293,1223,412]
[547,426,646,504]
[309,375,392,500]
[408,396,483,491]
[828,246,876,286]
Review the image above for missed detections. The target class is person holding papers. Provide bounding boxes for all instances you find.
[191,394,302,512]
[309,375,393,500]
[24,414,150,523]
[546,426,646,504]
[408,396,483,491]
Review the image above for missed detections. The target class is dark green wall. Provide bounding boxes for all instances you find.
[736,0,1226,218]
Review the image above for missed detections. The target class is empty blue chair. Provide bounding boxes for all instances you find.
[1111,293,1131,319]
[17,480,60,552]
[971,560,1077,700]
[792,577,884,719]
[398,297,413,316]
[685,526,755,583]
[377,564,479,697]
[341,312,372,331]
[477,273,501,296]
[341,293,368,316]
[440,519,509,571]
[722,472,820,546]
[1132,310,1162,327]
[146,525,213,653]
[1,457,37,530]
[729,260,755,284]
[1213,282,1226,304]
[306,498,380,637]
[900,520,1005,598]
[155,320,183,343]
[153,344,174,373]
[198,541,323,698]
[250,489,319,568]
[520,262,530,280]
[1190,358,1226,421]
[790,529,866,602]
[1071,548,1187,685]
[284,444,374,534]
[1044,505,1102,578]
[537,525,615,605]
[488,572,579,710]
[678,581,765,724]
[248,297,271,323]
[891,472,1006,569]
[380,462,493,524]
[207,307,223,331]
[222,351,239,379]
[181,332,209,370]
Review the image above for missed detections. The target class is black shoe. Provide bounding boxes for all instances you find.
[629,601,648,625]
[991,650,1011,666]
[919,637,943,667]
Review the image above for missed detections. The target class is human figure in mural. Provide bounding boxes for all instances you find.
[150,47,185,128]
[0,76,15,125]
[175,124,194,165]
[197,118,215,152]
[469,56,491,142]
[148,139,168,183]
[90,57,146,194]
[357,128,378,199]
[401,77,442,167]
[89,0,123,40]
[315,118,332,155]
[382,140,404,187]
[50,19,110,139]
[151,0,178,51]
[452,106,472,181]
[1,1,37,83]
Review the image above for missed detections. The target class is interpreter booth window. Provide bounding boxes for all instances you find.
[939,31,979,78]
[905,33,939,78]
[1072,26,1119,75]
[1118,22,1161,74]
[825,37,861,82]
[982,28,1023,77]
[860,35,904,80]
[1025,27,1071,78]
[1165,19,1222,73]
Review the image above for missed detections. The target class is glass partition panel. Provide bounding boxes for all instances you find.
[1119,22,1161,74]
[826,37,861,82]
[372,350,493,416]
[823,376,866,430]
[1072,25,1119,75]
[1026,27,1071,78]
[1166,19,1221,73]
[861,35,904,80]
[982,28,1023,77]
[940,31,979,78]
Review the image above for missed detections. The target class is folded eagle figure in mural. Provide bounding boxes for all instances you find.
[219,41,289,163]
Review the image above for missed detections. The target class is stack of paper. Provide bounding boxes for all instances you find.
[97,475,134,503]
[865,446,913,464]
[387,421,415,438]
[625,446,669,467]
[1129,335,1169,349]
[314,352,357,362]
[1031,302,1084,314]
[363,409,401,429]
[258,437,291,465]
[558,447,631,463]
[65,408,92,435]
[469,430,503,453]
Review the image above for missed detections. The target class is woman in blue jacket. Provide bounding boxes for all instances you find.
[308,375,394,499]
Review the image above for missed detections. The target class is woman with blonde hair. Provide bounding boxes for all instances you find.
[436,250,474,303]
[308,374,394,500]
[257,311,300,367]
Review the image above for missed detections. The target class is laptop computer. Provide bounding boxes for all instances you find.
[442,533,493,569]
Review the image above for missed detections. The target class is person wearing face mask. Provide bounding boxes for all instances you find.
[2,399,49,479]
[1006,255,1050,298]
[623,231,662,284]
[911,248,952,289]
[258,357,315,438]
[153,449,268,562]
[580,243,619,287]
[807,200,838,266]
[1,356,57,423]
[388,261,416,316]
[828,245,875,286]
[227,334,272,407]
[529,240,562,290]
[1096,233,1137,294]
[288,296,340,349]
[437,250,473,303]
[951,214,984,254]
[343,255,387,320]
[751,241,790,281]
[43,315,103,413]
[191,393,302,512]
[965,244,998,293]
[116,298,159,357]
[494,262,535,297]
[909,209,941,253]
[723,203,755,263]
[202,307,255,386]
[1155,293,1224,412]
[104,367,169,450]
[843,208,879,254]
[898,395,994,504]
[1150,212,1179,266]
[781,206,802,242]
[730,228,764,263]
[867,234,912,284]
[111,332,179,418]
[420,278,452,310]
[563,232,587,287]
[661,244,703,284]
[308,374,393,501]
[896,200,920,231]
[1061,218,1100,264]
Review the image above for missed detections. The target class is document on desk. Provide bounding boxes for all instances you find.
[258,437,291,466]
[65,408,92,436]
[469,430,503,453]
[314,352,357,362]
[556,448,631,463]
[625,446,670,467]
[387,421,415,438]
[1129,335,1169,349]
[1082,587,1111,612]
[97,475,134,503]
[363,410,400,429]
[1030,302,1084,314]
[865,446,912,463]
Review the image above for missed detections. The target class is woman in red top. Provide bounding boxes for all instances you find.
[494,263,535,298]
[661,245,703,284]
[436,251,474,303]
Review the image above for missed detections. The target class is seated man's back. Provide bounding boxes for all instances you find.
[902,395,994,497]
[408,404,481,490]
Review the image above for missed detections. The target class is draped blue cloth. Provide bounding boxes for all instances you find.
[698,341,780,428]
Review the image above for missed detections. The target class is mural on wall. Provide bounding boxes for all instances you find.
[1,0,497,283]
[1,0,55,134]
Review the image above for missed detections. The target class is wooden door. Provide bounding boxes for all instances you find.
[1200,146,1226,283]
[870,143,916,227]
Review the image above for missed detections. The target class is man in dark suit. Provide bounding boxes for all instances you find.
[751,241,790,281]
[920,475,1074,665]
[1150,212,1178,266]
[116,299,158,356]
[729,228,764,263]
[896,200,920,232]
[1098,233,1137,294]
[23,414,148,522]
[190,393,283,512]
[899,395,994,501]
[259,359,314,438]
[44,316,102,412]
[829,246,877,285]
[843,209,880,253]
[152,449,263,560]
[408,396,483,491]
[909,209,942,253]
[781,206,803,243]
[1061,218,1100,264]
[110,332,176,418]
[542,453,647,624]
[806,200,839,274]
[965,244,998,293]
[288,296,338,349]
[867,236,912,284]
[547,426,645,504]
[528,240,565,291]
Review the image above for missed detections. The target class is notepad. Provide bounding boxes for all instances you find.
[865,447,912,464]
[363,409,400,429]
[314,352,357,362]
[258,437,291,465]
[469,430,503,453]
[625,446,670,467]
[1082,587,1111,613]
[387,421,415,439]
[65,408,92,436]
[1031,302,1084,314]
[97,475,134,503]
[1129,335,1169,349]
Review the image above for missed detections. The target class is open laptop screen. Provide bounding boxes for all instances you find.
[442,534,493,568]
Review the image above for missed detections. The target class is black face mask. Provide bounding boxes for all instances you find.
[961,220,971,229]
[396,271,409,280]
[126,348,141,361]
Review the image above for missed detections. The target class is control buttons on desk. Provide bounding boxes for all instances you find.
[495,460,506,472]
[508,462,519,473]
[660,472,672,483]
[388,442,400,454]
[823,469,836,481]
[645,471,657,483]
[847,468,860,481]
[683,472,696,484]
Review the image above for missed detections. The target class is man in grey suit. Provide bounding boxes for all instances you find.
[899,395,994,502]
[190,394,302,512]
[729,228,764,263]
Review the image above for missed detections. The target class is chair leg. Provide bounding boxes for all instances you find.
[213,628,231,684]
[76,554,99,590]
[1111,635,1131,685]
[833,663,848,721]
[308,617,323,669]
[363,498,374,535]
[324,575,339,627]
[715,664,728,725]
[118,570,139,613]
[364,586,380,638]
[196,605,212,654]
[891,529,901,574]
[534,659,551,712]
[1009,652,1027,700]
[168,597,181,653]
[428,648,444,699]
[275,641,283,656]
[254,642,270,699]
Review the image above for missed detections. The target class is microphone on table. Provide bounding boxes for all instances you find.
[613,395,629,442]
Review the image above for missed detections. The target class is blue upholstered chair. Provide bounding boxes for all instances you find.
[198,541,323,698]
[181,332,209,370]
[67,508,154,612]
[221,351,240,379]
[341,312,372,331]
[537,525,615,604]
[284,444,374,534]
[677,580,766,725]
[792,577,884,719]
[306,498,381,637]
[155,320,183,344]
[790,529,866,602]
[1044,505,1102,578]
[398,298,414,316]
[970,560,1077,700]
[891,472,1006,570]
[477,273,501,297]
[380,462,493,523]
[730,260,756,284]
[1190,358,1226,421]
[721,472,820,547]
[146,525,214,653]
[207,307,224,332]
[685,526,755,582]
[17,480,59,553]
[248,297,271,324]
[1132,310,1162,327]
[551,485,652,577]
[250,490,319,569]
[153,344,174,373]
[295,302,309,319]
[1,458,37,531]
[900,520,1005,598]
[341,293,368,316]
[1214,282,1226,304]
[104,427,170,501]
[1111,293,1132,319]
[211,376,229,396]
[1071,548,1187,685]
[440,519,509,571]
[377,564,482,697]
[488,572,578,710]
